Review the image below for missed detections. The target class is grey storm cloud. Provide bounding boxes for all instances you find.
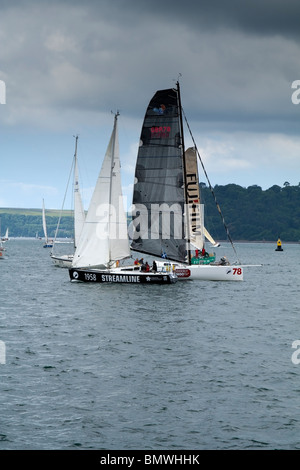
[1,0,300,207]
[0,0,299,134]
[65,0,300,37]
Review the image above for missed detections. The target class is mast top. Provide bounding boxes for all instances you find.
[111,110,120,120]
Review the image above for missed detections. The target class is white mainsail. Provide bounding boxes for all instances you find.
[42,199,48,242]
[72,112,130,269]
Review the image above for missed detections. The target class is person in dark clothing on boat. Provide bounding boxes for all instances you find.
[140,259,146,271]
[152,260,157,272]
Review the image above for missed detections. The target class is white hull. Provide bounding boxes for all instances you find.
[51,254,73,268]
[176,264,243,281]
[157,260,243,281]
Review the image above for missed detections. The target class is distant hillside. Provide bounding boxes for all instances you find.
[0,207,73,217]
[200,183,300,242]
[0,208,73,238]
[1,182,300,241]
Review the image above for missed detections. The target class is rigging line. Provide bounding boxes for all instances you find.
[52,149,75,253]
[181,106,241,264]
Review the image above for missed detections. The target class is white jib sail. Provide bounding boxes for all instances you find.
[184,147,205,250]
[42,199,48,242]
[185,147,220,250]
[72,113,130,269]
[204,227,220,247]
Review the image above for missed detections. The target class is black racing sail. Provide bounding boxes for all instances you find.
[130,83,188,263]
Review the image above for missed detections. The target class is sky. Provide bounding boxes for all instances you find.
[0,0,300,211]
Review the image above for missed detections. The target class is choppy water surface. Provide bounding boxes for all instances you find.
[0,239,299,450]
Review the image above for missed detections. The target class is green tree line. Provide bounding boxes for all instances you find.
[201,183,300,242]
[0,210,73,238]
[1,183,300,241]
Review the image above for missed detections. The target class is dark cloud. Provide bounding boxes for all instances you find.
[5,0,299,37]
[0,0,299,133]
[72,0,300,37]
[1,0,300,207]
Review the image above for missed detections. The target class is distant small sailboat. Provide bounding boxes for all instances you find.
[275,238,283,251]
[0,220,9,258]
[42,199,53,248]
[1,228,9,241]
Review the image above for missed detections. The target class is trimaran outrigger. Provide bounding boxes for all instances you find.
[130,81,245,281]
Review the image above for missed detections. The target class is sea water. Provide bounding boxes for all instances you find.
[0,239,299,450]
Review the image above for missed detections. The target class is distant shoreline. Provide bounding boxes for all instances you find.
[5,237,300,244]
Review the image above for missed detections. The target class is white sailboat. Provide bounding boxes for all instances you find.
[0,241,5,259]
[130,82,244,281]
[42,199,53,248]
[51,135,86,267]
[0,220,8,258]
[1,228,9,241]
[69,112,177,284]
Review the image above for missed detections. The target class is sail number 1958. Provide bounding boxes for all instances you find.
[84,273,97,281]
[232,268,242,275]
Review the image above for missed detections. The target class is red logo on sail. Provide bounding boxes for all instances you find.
[151,126,171,138]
